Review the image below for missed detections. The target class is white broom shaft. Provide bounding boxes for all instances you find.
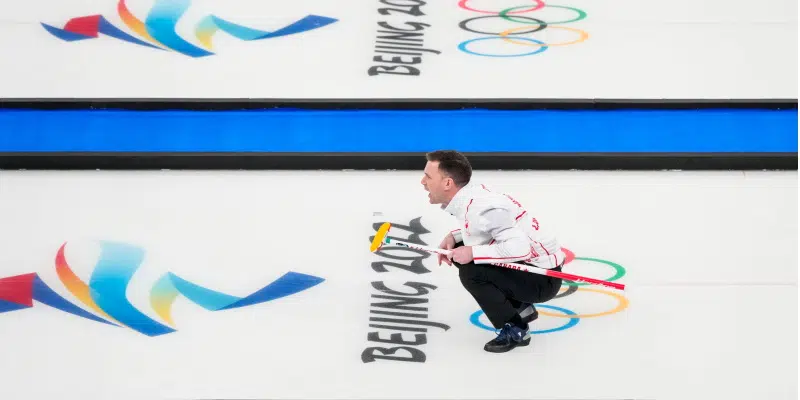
[384,238,548,277]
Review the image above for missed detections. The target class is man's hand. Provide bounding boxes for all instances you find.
[438,233,456,266]
[451,246,474,264]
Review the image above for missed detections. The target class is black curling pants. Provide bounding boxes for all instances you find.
[453,243,562,329]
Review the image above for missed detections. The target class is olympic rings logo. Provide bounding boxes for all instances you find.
[469,248,628,334]
[457,0,589,57]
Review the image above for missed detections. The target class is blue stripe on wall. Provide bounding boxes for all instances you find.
[0,108,796,153]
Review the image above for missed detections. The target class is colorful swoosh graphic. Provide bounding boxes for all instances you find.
[41,0,338,57]
[0,241,325,336]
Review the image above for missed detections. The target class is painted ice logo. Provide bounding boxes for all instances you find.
[456,0,588,57]
[41,0,338,57]
[0,241,325,336]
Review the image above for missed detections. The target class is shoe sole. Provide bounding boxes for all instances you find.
[483,336,531,353]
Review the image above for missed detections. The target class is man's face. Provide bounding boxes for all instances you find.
[421,161,451,205]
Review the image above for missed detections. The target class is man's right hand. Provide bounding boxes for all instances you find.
[438,233,456,266]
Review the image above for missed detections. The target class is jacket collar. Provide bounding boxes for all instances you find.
[443,182,477,218]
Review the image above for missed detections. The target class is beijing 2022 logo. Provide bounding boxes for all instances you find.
[0,241,325,336]
[40,0,337,57]
[457,0,588,57]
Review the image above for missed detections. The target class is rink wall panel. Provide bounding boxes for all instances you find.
[0,106,797,170]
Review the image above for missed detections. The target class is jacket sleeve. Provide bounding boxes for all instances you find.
[470,207,531,264]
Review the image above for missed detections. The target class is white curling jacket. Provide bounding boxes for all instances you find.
[444,182,565,269]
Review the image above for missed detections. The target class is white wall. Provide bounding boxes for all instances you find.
[0,0,796,99]
[0,170,796,400]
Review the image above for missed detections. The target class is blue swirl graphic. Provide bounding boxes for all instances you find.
[89,241,176,336]
[42,0,338,57]
[210,15,338,41]
[1,241,325,336]
[145,0,213,57]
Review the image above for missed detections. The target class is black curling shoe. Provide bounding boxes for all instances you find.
[484,323,531,353]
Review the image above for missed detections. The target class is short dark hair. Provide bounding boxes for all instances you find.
[426,150,472,187]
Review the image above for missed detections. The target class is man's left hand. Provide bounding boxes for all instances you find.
[451,246,474,264]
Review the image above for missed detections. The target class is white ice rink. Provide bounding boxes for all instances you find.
[0,170,796,400]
